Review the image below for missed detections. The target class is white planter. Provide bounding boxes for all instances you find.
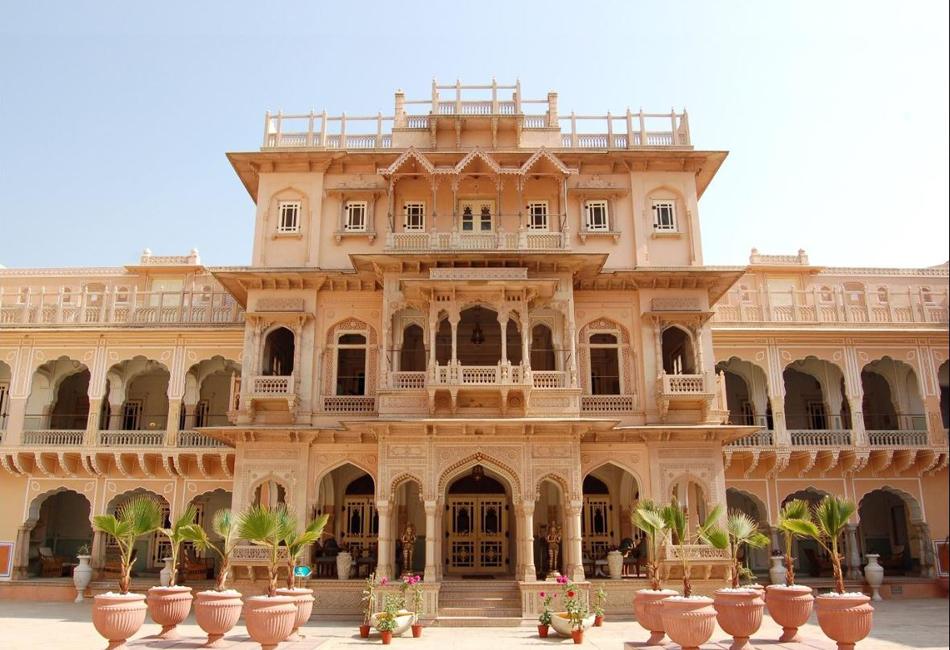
[864,554,884,601]
[336,551,353,580]
[550,612,595,637]
[607,550,623,579]
[73,555,93,603]
[370,611,415,636]
[159,557,174,587]
[769,555,786,585]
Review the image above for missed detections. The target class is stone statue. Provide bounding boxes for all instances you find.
[401,522,417,576]
[546,521,562,578]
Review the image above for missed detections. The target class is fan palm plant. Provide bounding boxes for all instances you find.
[777,498,812,586]
[632,499,669,590]
[782,495,856,594]
[92,495,163,594]
[713,511,770,588]
[238,505,287,597]
[662,498,727,597]
[157,504,198,587]
[279,509,329,590]
[180,508,242,591]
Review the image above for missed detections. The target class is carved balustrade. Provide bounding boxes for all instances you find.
[789,430,853,447]
[385,228,567,252]
[98,431,165,447]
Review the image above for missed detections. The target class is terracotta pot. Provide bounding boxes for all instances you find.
[765,584,814,642]
[572,628,584,644]
[276,587,315,640]
[594,614,604,627]
[713,589,764,650]
[538,624,549,638]
[360,623,371,638]
[815,593,874,650]
[381,630,393,645]
[195,590,243,647]
[660,596,717,650]
[92,593,148,650]
[243,595,298,650]
[411,623,423,637]
[634,588,677,645]
[146,586,193,639]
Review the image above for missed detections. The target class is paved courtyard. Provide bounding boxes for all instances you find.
[0,599,946,650]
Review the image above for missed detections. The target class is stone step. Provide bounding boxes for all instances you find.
[439,598,521,608]
[434,615,524,627]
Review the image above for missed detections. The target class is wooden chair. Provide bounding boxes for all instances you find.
[102,548,137,579]
[180,548,213,583]
[38,547,66,577]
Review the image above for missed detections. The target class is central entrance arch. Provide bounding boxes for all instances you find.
[443,465,512,576]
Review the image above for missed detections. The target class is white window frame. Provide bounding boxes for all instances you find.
[526,201,549,231]
[276,200,301,234]
[344,201,368,232]
[403,202,425,231]
[652,200,677,232]
[584,200,610,232]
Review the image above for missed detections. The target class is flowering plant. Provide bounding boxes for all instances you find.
[403,574,424,614]
[538,591,554,626]
[375,594,402,632]
[558,576,588,630]
[593,586,607,617]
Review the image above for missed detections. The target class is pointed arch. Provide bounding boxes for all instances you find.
[454,147,502,175]
[378,147,435,176]
[437,452,522,502]
[519,147,572,176]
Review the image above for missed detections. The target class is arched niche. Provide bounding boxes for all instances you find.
[23,488,93,577]
[262,327,295,376]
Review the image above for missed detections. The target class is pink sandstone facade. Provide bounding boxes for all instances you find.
[0,80,946,617]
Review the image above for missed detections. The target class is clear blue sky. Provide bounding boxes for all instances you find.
[1,1,947,269]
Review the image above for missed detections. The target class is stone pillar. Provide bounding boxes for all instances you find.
[916,522,935,578]
[846,524,862,580]
[765,345,789,445]
[3,396,27,446]
[566,501,585,582]
[84,398,102,446]
[424,500,438,582]
[449,315,459,365]
[499,313,508,366]
[89,528,104,570]
[521,501,537,581]
[376,501,394,579]
[165,398,182,446]
[13,525,31,578]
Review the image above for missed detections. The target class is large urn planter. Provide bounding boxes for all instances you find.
[92,593,148,650]
[765,584,814,642]
[243,595,298,650]
[863,554,884,601]
[72,555,93,603]
[660,596,717,650]
[633,588,678,644]
[370,611,415,636]
[713,589,764,650]
[336,551,353,579]
[275,587,315,640]
[769,556,786,585]
[550,612,595,637]
[195,590,243,647]
[146,586,193,639]
[607,550,624,579]
[815,593,874,650]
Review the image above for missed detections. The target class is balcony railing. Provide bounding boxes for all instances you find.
[385,228,567,252]
[725,430,775,447]
[249,375,295,397]
[789,430,853,446]
[98,430,165,447]
[22,430,84,446]
[390,371,426,390]
[867,430,929,447]
[713,286,949,327]
[430,362,528,387]
[0,288,244,328]
[177,430,229,447]
[580,394,635,413]
[321,396,376,414]
[532,371,567,389]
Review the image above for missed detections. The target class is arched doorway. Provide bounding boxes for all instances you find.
[939,361,949,429]
[530,324,556,371]
[862,358,925,432]
[582,463,640,577]
[662,326,696,375]
[781,488,830,577]
[313,464,378,578]
[181,489,232,581]
[858,488,923,576]
[671,476,707,536]
[393,478,425,577]
[262,327,295,376]
[726,488,770,574]
[457,306,502,366]
[534,477,565,579]
[398,324,426,372]
[783,358,847,432]
[25,357,90,432]
[105,490,170,572]
[444,465,511,576]
[26,489,92,577]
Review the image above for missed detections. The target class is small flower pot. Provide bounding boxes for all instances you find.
[593,614,604,626]
[360,623,371,638]
[815,593,874,650]
[714,589,764,650]
[571,628,584,644]
[411,623,423,637]
[243,595,298,650]
[381,630,393,645]
[195,590,243,647]
[92,593,148,650]
[276,586,315,640]
[538,624,550,638]
[661,596,717,650]
[765,584,814,642]
[634,588,678,645]
[146,586,193,639]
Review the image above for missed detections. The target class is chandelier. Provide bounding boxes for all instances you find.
[471,464,485,482]
[470,308,485,345]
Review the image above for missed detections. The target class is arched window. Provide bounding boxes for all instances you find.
[253,480,286,509]
[661,327,696,375]
[262,327,295,375]
[336,333,367,395]
[530,324,556,371]
[399,324,426,372]
[435,319,452,365]
[589,333,620,395]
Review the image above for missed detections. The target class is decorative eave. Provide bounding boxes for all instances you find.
[212,267,377,306]
[198,425,375,446]
[350,252,608,279]
[575,266,747,304]
[590,423,761,444]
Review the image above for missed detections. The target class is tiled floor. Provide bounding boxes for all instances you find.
[0,598,946,649]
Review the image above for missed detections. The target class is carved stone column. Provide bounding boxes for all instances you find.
[846,524,862,579]
[449,314,460,365]
[566,501,585,582]
[916,522,935,578]
[13,525,31,579]
[498,312,508,366]
[521,500,537,581]
[84,398,102,446]
[424,500,438,582]
[376,501,394,580]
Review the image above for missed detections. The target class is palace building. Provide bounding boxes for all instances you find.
[0,80,947,618]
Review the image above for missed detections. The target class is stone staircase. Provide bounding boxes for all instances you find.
[436,579,523,627]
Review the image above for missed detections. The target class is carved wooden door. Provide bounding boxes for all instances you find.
[445,496,508,574]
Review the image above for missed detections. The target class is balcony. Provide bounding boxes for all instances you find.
[867,429,929,447]
[22,430,84,446]
[177,430,230,447]
[789,430,853,447]
[655,371,717,420]
[245,375,296,407]
[385,229,567,252]
[98,430,164,447]
[725,429,775,447]
[321,396,376,415]
[580,395,635,413]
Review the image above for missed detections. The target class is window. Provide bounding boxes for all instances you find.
[527,202,549,230]
[584,200,609,231]
[652,200,677,232]
[277,201,301,233]
[336,333,367,395]
[404,202,425,231]
[345,201,367,232]
[122,400,143,430]
[460,202,493,232]
[589,332,621,395]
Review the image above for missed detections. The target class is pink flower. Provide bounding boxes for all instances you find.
[539,591,546,598]
[380,577,389,586]
[556,575,568,585]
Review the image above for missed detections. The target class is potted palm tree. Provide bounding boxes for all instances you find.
[710,511,770,650]
[91,495,163,650]
[237,505,299,650]
[147,505,197,639]
[782,496,874,650]
[181,508,244,647]
[275,509,329,640]
[659,498,728,650]
[631,500,678,644]
[765,499,816,642]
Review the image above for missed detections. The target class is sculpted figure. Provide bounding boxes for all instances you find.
[401,522,417,576]
[546,521,562,578]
